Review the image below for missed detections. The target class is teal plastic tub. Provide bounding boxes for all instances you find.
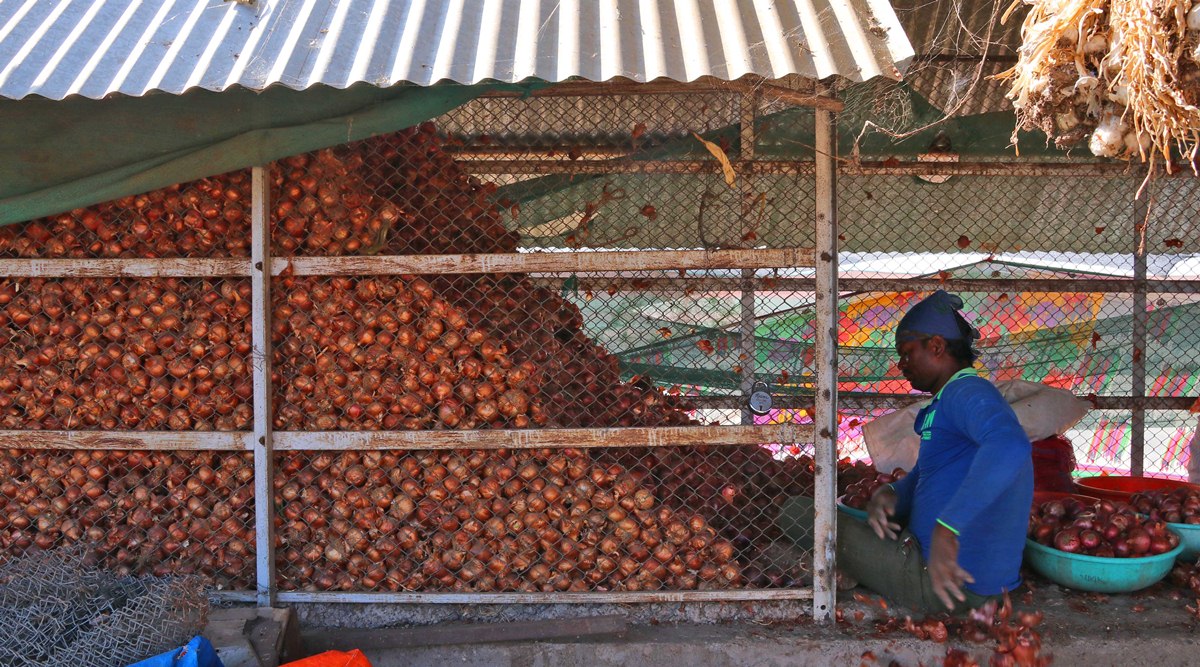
[1166,521,1200,562]
[836,495,868,522]
[1024,538,1183,593]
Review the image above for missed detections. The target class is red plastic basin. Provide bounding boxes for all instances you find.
[1074,475,1200,502]
[1032,490,1101,508]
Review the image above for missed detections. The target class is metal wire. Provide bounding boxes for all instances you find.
[0,546,207,667]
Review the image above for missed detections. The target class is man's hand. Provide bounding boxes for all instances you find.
[928,523,974,610]
[866,485,902,540]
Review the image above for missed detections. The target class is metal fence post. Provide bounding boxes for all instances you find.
[251,165,277,606]
[739,91,759,426]
[1131,192,1149,476]
[812,85,839,621]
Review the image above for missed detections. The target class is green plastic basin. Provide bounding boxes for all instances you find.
[1166,521,1200,561]
[1024,538,1182,593]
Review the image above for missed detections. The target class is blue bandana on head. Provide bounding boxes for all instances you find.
[895,290,978,343]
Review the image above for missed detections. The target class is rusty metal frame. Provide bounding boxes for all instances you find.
[1130,196,1151,477]
[525,277,1200,294]
[11,82,1196,614]
[739,91,760,426]
[459,159,1193,178]
[273,589,815,603]
[679,395,1196,411]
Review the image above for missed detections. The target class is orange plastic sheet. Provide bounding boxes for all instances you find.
[280,649,373,667]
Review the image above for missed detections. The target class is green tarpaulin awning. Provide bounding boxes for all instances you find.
[0,82,536,227]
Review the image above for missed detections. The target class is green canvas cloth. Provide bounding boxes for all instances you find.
[837,513,1002,615]
[0,82,536,227]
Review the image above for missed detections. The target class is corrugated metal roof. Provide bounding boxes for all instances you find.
[906,59,1013,117]
[892,0,1021,57]
[0,0,914,101]
[888,0,1023,119]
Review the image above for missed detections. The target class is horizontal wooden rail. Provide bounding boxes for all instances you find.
[482,78,833,108]
[0,258,250,278]
[0,424,811,451]
[462,159,1166,177]
[0,431,252,450]
[0,250,814,278]
[8,258,1199,292]
[271,424,810,450]
[462,159,809,175]
[282,249,814,275]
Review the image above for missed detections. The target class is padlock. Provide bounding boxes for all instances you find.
[748,381,773,416]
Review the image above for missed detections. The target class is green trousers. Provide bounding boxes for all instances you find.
[836,514,1000,615]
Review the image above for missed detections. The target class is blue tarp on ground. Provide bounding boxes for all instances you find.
[127,636,224,667]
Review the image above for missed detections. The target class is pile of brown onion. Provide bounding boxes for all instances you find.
[0,174,254,259]
[263,128,691,432]
[1028,497,1180,557]
[0,449,256,588]
[274,448,739,592]
[1129,488,1200,525]
[865,592,1050,666]
[271,274,547,431]
[0,125,765,592]
[0,277,253,431]
[839,468,907,510]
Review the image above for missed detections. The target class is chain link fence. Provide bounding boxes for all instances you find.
[264,115,820,593]
[829,169,1200,480]
[0,173,253,259]
[0,277,253,431]
[0,85,1195,600]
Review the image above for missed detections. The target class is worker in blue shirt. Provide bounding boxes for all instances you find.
[838,290,1033,612]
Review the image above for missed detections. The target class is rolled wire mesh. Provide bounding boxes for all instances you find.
[0,545,208,666]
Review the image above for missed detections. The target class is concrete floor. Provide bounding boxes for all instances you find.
[293,577,1200,667]
[302,624,1200,667]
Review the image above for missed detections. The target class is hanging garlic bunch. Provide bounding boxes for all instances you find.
[1190,4,1200,64]
[999,0,1200,172]
[1088,111,1125,157]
